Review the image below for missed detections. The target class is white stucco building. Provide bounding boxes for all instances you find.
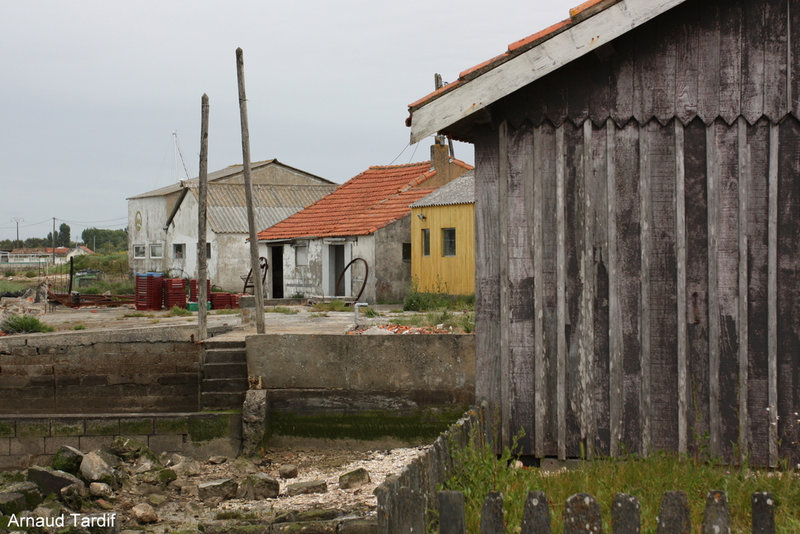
[127,160,335,291]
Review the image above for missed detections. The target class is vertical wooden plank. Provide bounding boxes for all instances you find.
[615,122,643,454]
[556,124,568,461]
[746,119,771,466]
[607,119,622,457]
[761,0,788,120]
[474,130,501,448]
[737,116,750,463]
[480,493,504,534]
[767,123,779,467]
[684,118,710,458]
[580,120,596,459]
[696,1,721,124]
[532,126,545,459]
[612,42,635,126]
[639,122,652,457]
[438,491,466,534]
[498,121,511,449]
[718,1,743,124]
[741,0,767,124]
[675,120,688,454]
[791,0,800,114]
[675,4,700,124]
[776,118,800,464]
[707,122,722,458]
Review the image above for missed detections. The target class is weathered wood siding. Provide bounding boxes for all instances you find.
[474,0,800,465]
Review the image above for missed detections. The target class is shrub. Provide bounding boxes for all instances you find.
[24,271,37,278]
[165,306,191,317]
[0,314,54,334]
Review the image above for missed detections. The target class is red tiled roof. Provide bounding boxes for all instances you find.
[11,247,70,255]
[257,161,470,240]
[407,0,620,114]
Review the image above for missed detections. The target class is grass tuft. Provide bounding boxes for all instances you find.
[0,314,54,334]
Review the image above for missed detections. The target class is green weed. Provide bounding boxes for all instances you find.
[0,314,54,334]
[265,306,299,315]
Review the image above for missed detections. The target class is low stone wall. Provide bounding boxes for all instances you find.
[246,334,475,443]
[0,325,227,414]
[0,412,241,470]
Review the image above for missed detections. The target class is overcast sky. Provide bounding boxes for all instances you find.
[0,0,574,242]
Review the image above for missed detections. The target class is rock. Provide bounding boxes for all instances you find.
[96,449,122,469]
[279,464,298,479]
[147,493,169,507]
[96,498,115,510]
[275,509,340,523]
[80,451,115,483]
[272,521,337,533]
[157,468,177,486]
[3,481,42,509]
[362,326,394,335]
[232,457,259,475]
[89,482,113,498]
[339,518,379,534]
[286,479,327,496]
[242,389,268,456]
[171,458,201,477]
[338,468,370,490]
[208,455,228,465]
[132,456,156,474]
[60,482,88,510]
[52,445,84,475]
[0,492,26,515]
[236,473,280,500]
[198,478,238,502]
[107,436,153,461]
[32,501,64,520]
[131,502,158,524]
[27,465,86,496]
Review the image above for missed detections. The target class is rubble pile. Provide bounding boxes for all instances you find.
[0,437,426,533]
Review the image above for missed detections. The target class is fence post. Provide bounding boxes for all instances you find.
[751,492,776,534]
[438,491,466,534]
[657,491,690,534]
[611,493,640,534]
[564,493,602,533]
[521,490,551,533]
[480,492,504,534]
[701,490,730,534]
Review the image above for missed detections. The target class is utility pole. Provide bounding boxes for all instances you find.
[236,47,265,334]
[51,217,56,265]
[10,217,22,247]
[197,94,210,341]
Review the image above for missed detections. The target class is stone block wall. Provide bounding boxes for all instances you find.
[0,326,214,414]
[0,412,241,470]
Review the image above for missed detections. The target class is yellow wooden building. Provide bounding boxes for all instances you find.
[410,170,475,295]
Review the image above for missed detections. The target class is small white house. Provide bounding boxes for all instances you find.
[127,160,335,291]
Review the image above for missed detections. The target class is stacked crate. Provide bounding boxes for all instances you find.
[163,278,187,309]
[210,292,232,310]
[190,279,211,302]
[135,272,164,311]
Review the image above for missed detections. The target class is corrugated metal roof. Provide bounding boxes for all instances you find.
[412,170,474,208]
[199,183,336,234]
[127,159,332,199]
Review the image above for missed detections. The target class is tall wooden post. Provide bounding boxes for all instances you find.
[236,47,265,333]
[197,94,210,341]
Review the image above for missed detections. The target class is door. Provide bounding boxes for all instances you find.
[271,246,284,299]
[328,244,345,296]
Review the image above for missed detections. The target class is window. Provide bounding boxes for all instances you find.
[295,245,308,266]
[206,242,212,258]
[442,228,456,257]
[149,243,164,258]
[422,229,430,257]
[133,245,145,259]
[402,243,411,262]
[173,243,185,259]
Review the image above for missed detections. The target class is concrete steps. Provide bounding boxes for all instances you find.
[201,340,247,410]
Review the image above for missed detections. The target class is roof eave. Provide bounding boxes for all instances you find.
[408,0,689,144]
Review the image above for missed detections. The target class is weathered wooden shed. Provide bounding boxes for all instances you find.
[408,0,800,466]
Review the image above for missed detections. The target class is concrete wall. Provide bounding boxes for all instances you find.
[374,218,412,303]
[128,195,169,275]
[0,412,241,470]
[0,326,207,414]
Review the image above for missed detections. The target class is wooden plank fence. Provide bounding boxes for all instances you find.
[437,489,777,534]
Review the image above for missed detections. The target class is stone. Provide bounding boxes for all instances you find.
[171,458,201,477]
[198,478,238,502]
[80,451,115,483]
[60,482,88,510]
[208,455,228,465]
[0,492,26,515]
[147,493,169,507]
[338,518,379,534]
[242,389,268,456]
[96,498,115,510]
[133,456,156,474]
[279,464,298,479]
[362,326,393,335]
[27,466,86,496]
[89,482,113,498]
[4,481,42,509]
[131,502,158,524]
[271,521,337,533]
[96,449,122,469]
[107,436,153,461]
[286,480,327,496]
[236,473,280,500]
[338,468,370,490]
[51,445,84,475]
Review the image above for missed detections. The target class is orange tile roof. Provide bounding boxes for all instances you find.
[407,0,620,113]
[257,161,470,240]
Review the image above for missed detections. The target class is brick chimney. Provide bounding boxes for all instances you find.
[425,143,455,188]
